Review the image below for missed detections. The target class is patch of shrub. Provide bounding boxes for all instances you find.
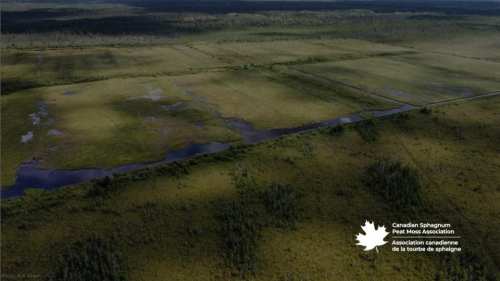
[394,113,410,125]
[260,181,300,228]
[451,123,465,140]
[154,161,190,177]
[298,141,315,157]
[283,156,296,164]
[329,124,345,137]
[48,234,127,281]
[231,164,257,192]
[356,119,378,142]
[336,186,353,198]
[420,107,432,114]
[218,202,258,277]
[184,224,203,237]
[86,175,129,198]
[1,205,12,220]
[366,157,424,216]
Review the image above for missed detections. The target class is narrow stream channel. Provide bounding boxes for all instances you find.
[4,83,498,199]
[2,105,418,199]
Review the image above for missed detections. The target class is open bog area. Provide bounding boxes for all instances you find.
[407,33,500,63]
[1,46,230,87]
[293,57,500,105]
[0,39,417,95]
[391,52,500,81]
[1,66,396,187]
[1,1,500,280]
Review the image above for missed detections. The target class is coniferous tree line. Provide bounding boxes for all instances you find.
[48,234,127,281]
[260,181,301,228]
[366,157,424,216]
[2,1,499,49]
[219,202,259,277]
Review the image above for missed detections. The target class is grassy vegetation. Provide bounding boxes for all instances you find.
[1,66,396,187]
[392,53,500,82]
[0,76,240,187]
[0,46,229,83]
[2,96,499,279]
[0,39,417,95]
[189,40,353,65]
[294,57,500,105]
[407,33,500,63]
[0,46,229,94]
[175,66,397,129]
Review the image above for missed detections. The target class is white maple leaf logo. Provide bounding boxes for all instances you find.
[356,220,389,252]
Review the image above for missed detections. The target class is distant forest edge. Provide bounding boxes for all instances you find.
[125,1,500,15]
[2,1,500,49]
[3,0,500,13]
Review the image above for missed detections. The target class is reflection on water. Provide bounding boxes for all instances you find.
[2,142,230,199]
[162,102,184,111]
[227,114,364,143]
[47,129,70,136]
[363,104,419,117]
[2,104,418,199]
[28,100,49,126]
[21,131,34,143]
[28,113,41,126]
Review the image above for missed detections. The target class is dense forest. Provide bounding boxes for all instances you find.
[2,1,500,48]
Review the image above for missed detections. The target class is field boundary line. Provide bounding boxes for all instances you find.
[281,50,418,66]
[153,47,191,69]
[398,44,500,64]
[285,65,416,106]
[3,49,417,95]
[385,56,500,83]
[81,49,96,75]
[121,48,145,71]
[426,91,500,107]
[36,51,44,78]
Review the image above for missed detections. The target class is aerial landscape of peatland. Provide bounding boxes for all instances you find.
[1,0,500,280]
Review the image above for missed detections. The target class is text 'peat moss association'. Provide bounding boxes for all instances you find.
[392,223,455,235]
[390,222,461,253]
